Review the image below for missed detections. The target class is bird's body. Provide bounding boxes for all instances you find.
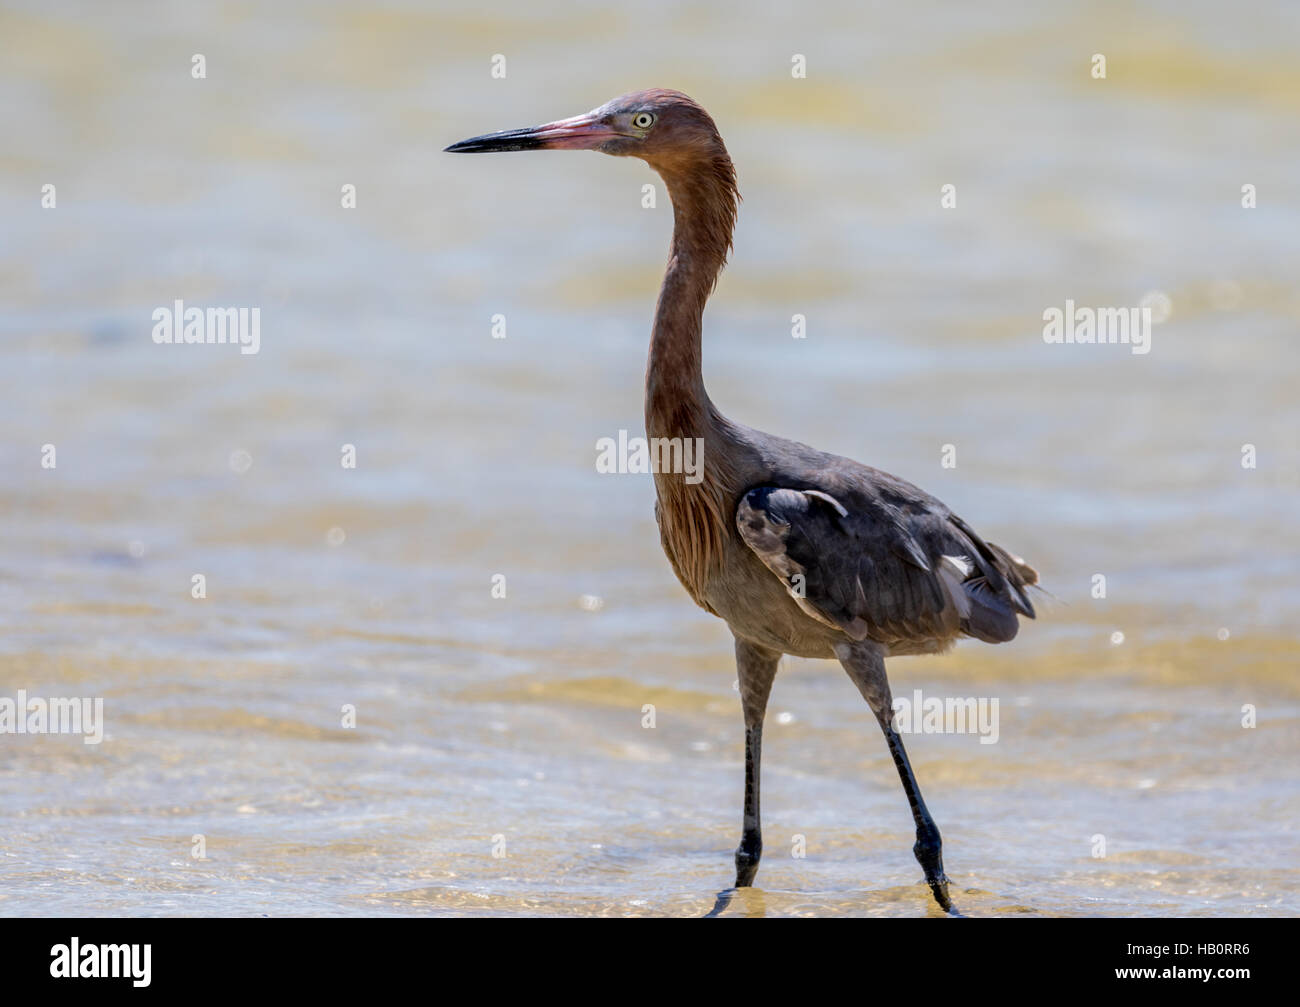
[447,88,1038,914]
[651,411,1035,660]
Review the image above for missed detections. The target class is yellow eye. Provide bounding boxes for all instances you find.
[632,112,655,130]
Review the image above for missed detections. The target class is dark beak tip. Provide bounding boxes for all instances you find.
[443,127,544,155]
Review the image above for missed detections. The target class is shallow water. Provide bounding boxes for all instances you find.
[1,0,1297,916]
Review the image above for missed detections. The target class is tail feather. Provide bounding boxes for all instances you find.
[985,541,1038,618]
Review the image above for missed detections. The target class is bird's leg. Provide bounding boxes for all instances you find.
[834,642,956,915]
[733,636,780,888]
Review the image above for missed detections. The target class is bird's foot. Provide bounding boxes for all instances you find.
[925,874,961,916]
[704,884,768,918]
[704,888,736,917]
[913,835,960,915]
[733,842,761,888]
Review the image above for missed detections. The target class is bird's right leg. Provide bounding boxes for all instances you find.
[733,636,780,887]
[834,641,957,915]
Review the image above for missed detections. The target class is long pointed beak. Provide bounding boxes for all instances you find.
[444,112,622,153]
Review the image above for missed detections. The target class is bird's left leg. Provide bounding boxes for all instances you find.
[834,641,956,915]
[704,637,780,917]
[733,635,780,888]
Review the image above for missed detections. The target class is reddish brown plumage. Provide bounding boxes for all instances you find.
[630,91,743,610]
[446,90,1038,913]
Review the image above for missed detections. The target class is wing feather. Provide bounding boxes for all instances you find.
[735,482,1035,648]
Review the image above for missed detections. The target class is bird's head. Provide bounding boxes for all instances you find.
[445,88,729,176]
[447,89,740,275]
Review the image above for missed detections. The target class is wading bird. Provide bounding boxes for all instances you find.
[446,90,1037,915]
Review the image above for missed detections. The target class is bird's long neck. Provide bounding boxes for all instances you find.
[645,161,736,441]
[644,155,741,610]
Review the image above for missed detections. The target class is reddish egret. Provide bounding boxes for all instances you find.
[447,89,1037,915]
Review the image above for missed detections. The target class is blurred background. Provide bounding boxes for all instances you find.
[0,0,1296,916]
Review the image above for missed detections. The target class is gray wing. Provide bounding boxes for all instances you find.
[735,480,1036,648]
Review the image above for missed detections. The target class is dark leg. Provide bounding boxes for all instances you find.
[705,636,780,917]
[835,641,957,915]
[732,636,780,887]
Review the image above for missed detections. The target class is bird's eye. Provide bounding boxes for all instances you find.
[632,112,656,129]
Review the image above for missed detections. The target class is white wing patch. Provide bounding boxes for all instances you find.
[941,554,971,577]
[803,490,848,516]
[938,554,974,618]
